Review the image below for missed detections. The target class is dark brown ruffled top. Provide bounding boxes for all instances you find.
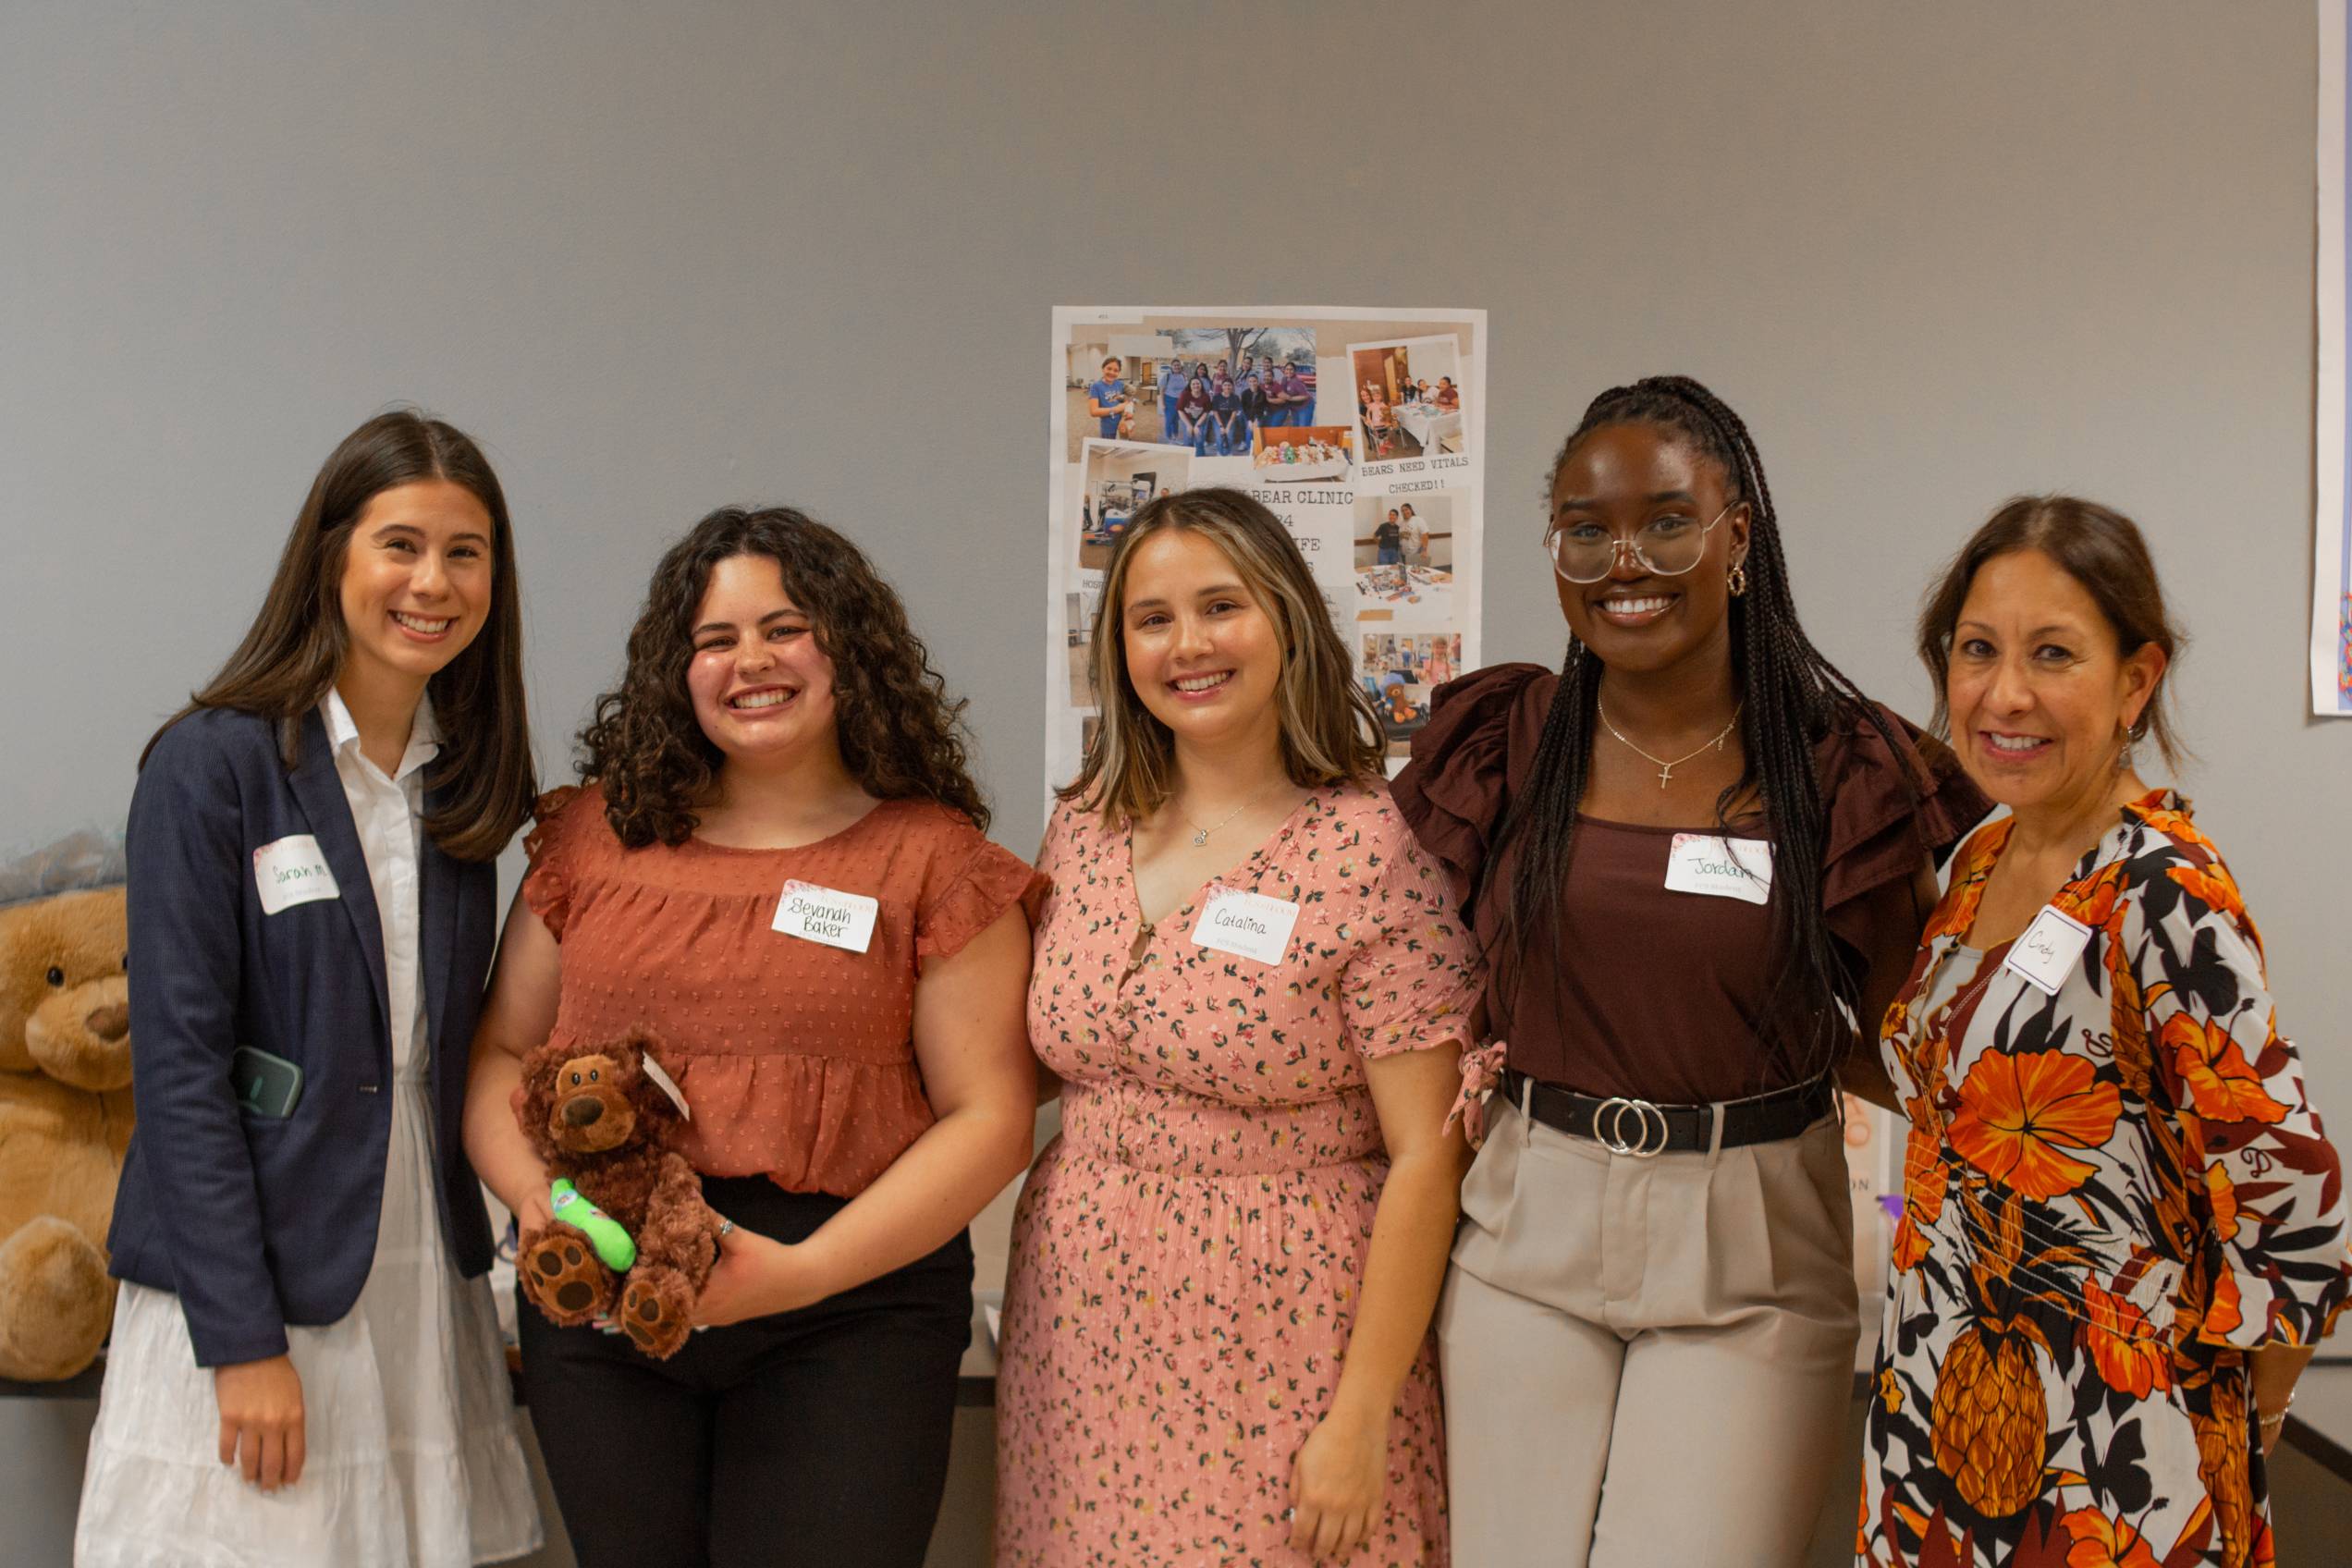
[1390,663,1993,1101]
[523,784,1047,1196]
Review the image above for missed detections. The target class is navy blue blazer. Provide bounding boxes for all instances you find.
[110,705,498,1367]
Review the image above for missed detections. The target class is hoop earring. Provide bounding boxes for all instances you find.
[1727,559,1748,597]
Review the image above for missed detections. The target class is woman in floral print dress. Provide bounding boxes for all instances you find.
[996,488,1481,1566]
[1862,497,2350,1568]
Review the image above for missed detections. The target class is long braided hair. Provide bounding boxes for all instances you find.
[1483,375,1906,1088]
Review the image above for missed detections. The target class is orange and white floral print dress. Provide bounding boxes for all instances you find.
[995,783,1481,1567]
[1861,792,2350,1568]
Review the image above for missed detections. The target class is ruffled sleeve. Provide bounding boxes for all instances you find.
[521,783,601,942]
[1819,704,1995,952]
[1390,662,1553,906]
[913,811,1050,965]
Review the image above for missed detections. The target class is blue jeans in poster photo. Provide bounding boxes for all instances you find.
[1209,410,1245,456]
[1378,545,1401,564]
[1088,377,1126,437]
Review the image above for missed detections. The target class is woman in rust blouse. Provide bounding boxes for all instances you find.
[461,506,1040,1568]
[1392,376,1990,1567]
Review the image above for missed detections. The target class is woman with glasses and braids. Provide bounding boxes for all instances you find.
[1391,375,1991,1566]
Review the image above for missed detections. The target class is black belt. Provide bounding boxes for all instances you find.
[1500,1068,1835,1157]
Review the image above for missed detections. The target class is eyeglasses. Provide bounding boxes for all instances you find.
[1544,501,1736,584]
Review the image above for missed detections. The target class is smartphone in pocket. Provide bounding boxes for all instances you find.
[229,1047,304,1119]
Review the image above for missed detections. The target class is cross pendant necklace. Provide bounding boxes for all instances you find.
[1596,699,1745,790]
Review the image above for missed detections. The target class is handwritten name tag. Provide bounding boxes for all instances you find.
[2003,905,2093,995]
[771,879,879,953]
[252,835,339,914]
[1663,834,1774,905]
[1188,884,1301,966]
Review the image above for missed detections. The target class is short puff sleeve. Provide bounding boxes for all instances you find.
[913,815,1049,965]
[521,784,602,943]
[1390,662,1551,906]
[1338,816,1485,1061]
[1819,704,1994,956]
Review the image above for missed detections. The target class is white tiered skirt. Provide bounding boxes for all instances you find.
[75,1072,542,1567]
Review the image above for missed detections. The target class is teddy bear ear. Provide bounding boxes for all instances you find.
[520,1036,573,1084]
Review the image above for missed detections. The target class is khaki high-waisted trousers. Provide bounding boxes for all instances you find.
[1437,1090,1859,1568]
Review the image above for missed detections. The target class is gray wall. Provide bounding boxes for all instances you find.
[5,1,2349,1561]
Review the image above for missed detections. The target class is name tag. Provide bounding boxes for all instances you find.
[1188,884,1300,966]
[771,879,879,953]
[1663,834,1774,905]
[252,835,339,914]
[2003,905,2094,995]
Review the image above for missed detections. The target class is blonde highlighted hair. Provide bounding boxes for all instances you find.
[1061,487,1385,824]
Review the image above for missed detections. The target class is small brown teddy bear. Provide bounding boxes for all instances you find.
[514,1029,721,1359]
[0,830,135,1382]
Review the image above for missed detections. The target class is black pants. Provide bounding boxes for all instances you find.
[516,1179,974,1568]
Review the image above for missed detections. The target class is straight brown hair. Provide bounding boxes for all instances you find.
[1060,487,1384,824]
[1917,495,2187,771]
[143,409,536,862]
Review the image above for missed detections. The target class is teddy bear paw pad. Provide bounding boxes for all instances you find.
[619,1275,692,1358]
[522,1232,611,1321]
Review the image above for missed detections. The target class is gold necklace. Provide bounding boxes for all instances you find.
[1596,699,1744,789]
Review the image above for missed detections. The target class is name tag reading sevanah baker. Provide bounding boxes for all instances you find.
[2003,904,2094,996]
[1663,833,1774,905]
[771,878,879,954]
[252,835,340,914]
[1188,884,1301,966]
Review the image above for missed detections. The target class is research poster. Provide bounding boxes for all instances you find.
[2317,0,2352,714]
[1045,306,1488,799]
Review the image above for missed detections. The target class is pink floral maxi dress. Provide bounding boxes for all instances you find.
[996,784,1482,1566]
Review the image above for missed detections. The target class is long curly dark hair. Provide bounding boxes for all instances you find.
[1487,374,1909,1089]
[579,506,988,847]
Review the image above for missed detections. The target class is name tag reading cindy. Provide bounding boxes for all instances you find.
[252,835,339,914]
[771,879,879,953]
[2003,905,2093,995]
[1188,884,1300,966]
[1663,834,1774,905]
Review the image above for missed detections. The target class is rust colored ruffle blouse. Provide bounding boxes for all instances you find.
[522,784,1046,1197]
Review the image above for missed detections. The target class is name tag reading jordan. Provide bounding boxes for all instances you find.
[252,835,340,914]
[1188,884,1300,966]
[2003,905,2093,995]
[771,879,878,953]
[1663,834,1774,905]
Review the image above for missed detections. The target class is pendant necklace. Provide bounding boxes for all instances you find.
[1596,699,1744,788]
[1183,779,1282,846]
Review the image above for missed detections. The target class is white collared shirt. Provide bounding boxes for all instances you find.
[321,688,441,1079]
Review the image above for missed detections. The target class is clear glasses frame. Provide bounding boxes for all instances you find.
[1544,500,1738,584]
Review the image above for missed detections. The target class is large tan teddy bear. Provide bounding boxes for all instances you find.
[0,831,134,1381]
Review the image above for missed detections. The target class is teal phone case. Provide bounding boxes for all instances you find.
[230,1046,304,1118]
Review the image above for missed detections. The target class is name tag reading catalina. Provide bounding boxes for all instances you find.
[771,878,879,953]
[1188,884,1301,966]
[1663,833,1774,905]
[2003,905,2094,995]
[252,835,340,914]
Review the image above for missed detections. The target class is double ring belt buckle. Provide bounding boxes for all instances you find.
[1594,1096,1670,1158]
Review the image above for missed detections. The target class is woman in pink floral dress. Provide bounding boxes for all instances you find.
[996,488,1482,1566]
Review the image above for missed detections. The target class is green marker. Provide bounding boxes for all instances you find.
[550,1179,636,1271]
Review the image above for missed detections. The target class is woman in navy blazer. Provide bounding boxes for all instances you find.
[76,410,544,1568]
